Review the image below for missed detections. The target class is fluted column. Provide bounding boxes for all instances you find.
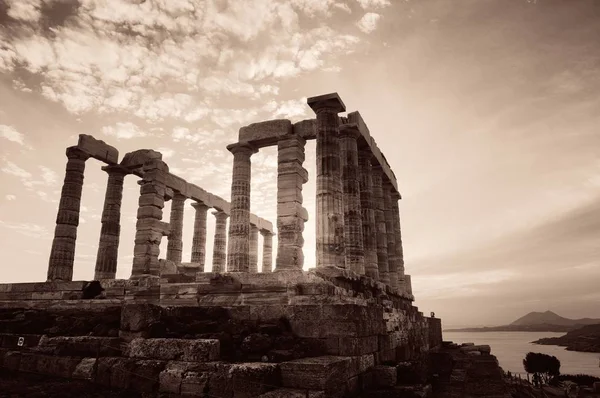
[249,224,259,273]
[339,124,365,274]
[226,143,256,272]
[308,93,346,268]
[404,274,413,298]
[358,148,378,280]
[276,135,307,271]
[391,192,406,292]
[261,230,273,272]
[166,193,186,264]
[372,164,389,285]
[383,181,398,289]
[191,201,209,271]
[47,147,90,281]
[94,165,128,280]
[212,211,229,273]
[131,159,169,278]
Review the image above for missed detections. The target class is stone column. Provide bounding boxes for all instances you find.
[48,147,90,281]
[212,211,229,273]
[276,135,308,271]
[339,124,365,275]
[249,224,259,273]
[404,274,413,298]
[261,230,273,272]
[166,192,186,264]
[308,93,346,268]
[358,148,379,280]
[372,164,390,285]
[391,192,406,292]
[191,201,209,271]
[383,181,398,290]
[226,143,256,272]
[94,165,128,280]
[131,159,169,278]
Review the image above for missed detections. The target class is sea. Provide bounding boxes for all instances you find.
[443,331,600,377]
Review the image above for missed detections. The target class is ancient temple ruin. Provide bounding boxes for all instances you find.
[0,93,439,397]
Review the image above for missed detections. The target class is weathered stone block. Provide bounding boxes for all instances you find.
[127,338,220,362]
[230,362,281,398]
[239,119,293,145]
[280,356,352,390]
[78,134,119,164]
[337,336,379,356]
[121,303,162,332]
[130,360,165,392]
[73,358,97,381]
[373,365,397,387]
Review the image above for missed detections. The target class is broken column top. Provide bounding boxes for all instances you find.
[77,134,119,164]
[307,92,346,113]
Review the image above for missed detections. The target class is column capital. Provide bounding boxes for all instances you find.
[307,92,346,114]
[260,229,274,237]
[101,164,130,176]
[212,210,229,220]
[172,191,187,201]
[66,146,90,161]
[339,123,361,139]
[227,142,258,157]
[191,201,209,210]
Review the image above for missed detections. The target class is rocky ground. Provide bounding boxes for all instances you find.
[0,369,143,398]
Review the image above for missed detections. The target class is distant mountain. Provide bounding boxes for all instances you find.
[444,311,600,333]
[510,311,600,327]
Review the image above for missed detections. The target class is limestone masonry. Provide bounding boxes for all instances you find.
[0,93,442,397]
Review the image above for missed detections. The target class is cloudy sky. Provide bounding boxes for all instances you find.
[1,0,599,327]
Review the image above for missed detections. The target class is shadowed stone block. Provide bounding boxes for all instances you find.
[373,365,397,387]
[127,338,220,362]
[281,355,352,391]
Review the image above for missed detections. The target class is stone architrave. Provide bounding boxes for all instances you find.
[191,201,210,271]
[94,165,129,280]
[249,224,259,273]
[391,192,406,292]
[307,93,346,268]
[372,164,390,285]
[261,230,273,272]
[47,147,90,281]
[212,211,229,273]
[339,124,365,275]
[131,159,170,278]
[383,181,398,290]
[166,193,186,264]
[226,143,256,272]
[358,148,379,281]
[276,135,308,271]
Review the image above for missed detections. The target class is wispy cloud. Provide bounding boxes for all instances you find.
[102,122,147,140]
[357,12,382,33]
[0,125,28,146]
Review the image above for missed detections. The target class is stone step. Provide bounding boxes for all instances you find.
[0,334,122,357]
[125,337,220,362]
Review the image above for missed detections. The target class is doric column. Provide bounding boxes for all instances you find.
[249,224,259,273]
[391,192,406,292]
[276,135,307,271]
[212,211,229,273]
[404,274,413,298]
[191,201,209,271]
[308,93,346,268]
[372,164,390,285]
[131,159,169,278]
[94,165,128,280]
[226,143,256,272]
[358,148,379,280]
[261,230,273,272]
[383,181,398,289]
[47,147,90,281]
[339,124,365,275]
[166,192,186,264]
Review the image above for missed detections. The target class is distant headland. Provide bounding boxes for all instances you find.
[444,311,600,333]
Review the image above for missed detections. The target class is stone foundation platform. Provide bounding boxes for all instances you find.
[0,269,441,397]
